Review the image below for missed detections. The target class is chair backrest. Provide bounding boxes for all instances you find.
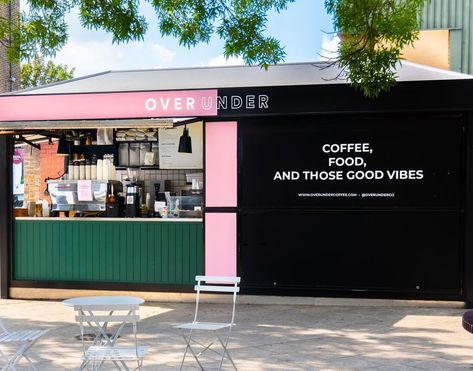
[73,304,141,352]
[193,276,241,325]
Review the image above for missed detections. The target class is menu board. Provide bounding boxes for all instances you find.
[158,121,203,169]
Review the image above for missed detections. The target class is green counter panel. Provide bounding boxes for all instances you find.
[13,220,203,285]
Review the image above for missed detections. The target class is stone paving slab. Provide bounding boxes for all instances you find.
[0,299,471,370]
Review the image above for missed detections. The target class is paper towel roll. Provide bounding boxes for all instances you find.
[97,159,103,180]
[102,159,109,181]
[109,163,115,181]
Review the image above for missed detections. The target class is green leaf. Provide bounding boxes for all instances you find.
[325,0,427,98]
[20,55,75,89]
[2,0,426,98]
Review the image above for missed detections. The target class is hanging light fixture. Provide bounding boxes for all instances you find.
[56,134,69,156]
[178,125,192,153]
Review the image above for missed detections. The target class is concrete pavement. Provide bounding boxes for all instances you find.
[0,298,471,370]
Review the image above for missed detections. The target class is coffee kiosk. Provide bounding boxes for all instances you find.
[2,62,473,305]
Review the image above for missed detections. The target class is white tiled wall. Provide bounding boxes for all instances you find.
[116,169,203,204]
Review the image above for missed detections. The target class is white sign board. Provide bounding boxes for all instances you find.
[159,121,203,169]
[77,180,93,201]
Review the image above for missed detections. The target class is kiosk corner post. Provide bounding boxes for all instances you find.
[0,135,12,299]
[465,114,473,308]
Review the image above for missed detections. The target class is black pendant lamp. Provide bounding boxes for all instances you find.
[56,134,69,156]
[178,125,192,153]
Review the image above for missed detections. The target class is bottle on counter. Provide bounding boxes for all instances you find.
[79,161,85,180]
[97,159,103,180]
[91,156,97,180]
[72,161,79,180]
[35,201,43,217]
[68,161,74,180]
[42,199,50,217]
[85,159,91,180]
[140,204,149,218]
[145,192,150,207]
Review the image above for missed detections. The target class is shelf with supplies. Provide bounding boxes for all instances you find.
[115,140,158,143]
[69,144,119,166]
[117,141,159,168]
[115,166,160,170]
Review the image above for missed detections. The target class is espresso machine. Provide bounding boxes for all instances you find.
[125,183,141,217]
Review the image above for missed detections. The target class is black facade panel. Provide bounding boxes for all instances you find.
[238,113,464,299]
[240,210,462,299]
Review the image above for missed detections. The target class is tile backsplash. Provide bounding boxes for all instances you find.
[116,169,203,204]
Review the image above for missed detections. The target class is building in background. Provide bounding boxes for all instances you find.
[403,0,472,73]
[0,0,19,93]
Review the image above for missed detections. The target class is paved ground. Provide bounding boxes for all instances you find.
[0,299,471,370]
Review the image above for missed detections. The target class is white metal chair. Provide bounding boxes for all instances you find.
[0,320,48,371]
[74,303,149,371]
[174,275,241,370]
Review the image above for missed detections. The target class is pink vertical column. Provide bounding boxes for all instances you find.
[205,121,237,277]
[205,213,237,277]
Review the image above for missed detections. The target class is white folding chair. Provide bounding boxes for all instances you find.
[0,320,48,371]
[74,304,149,371]
[174,275,241,371]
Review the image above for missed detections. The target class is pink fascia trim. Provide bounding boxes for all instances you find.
[0,90,218,121]
[205,213,237,277]
[205,121,237,207]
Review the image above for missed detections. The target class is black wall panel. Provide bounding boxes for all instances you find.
[240,210,462,299]
[238,113,464,299]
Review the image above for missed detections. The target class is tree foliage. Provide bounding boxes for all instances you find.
[1,0,427,98]
[21,55,74,89]
[325,0,426,98]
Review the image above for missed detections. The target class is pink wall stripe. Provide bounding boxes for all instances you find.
[205,122,237,207]
[205,213,237,277]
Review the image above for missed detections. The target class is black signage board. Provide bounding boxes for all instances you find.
[217,80,473,117]
[239,114,463,209]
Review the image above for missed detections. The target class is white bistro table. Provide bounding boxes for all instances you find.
[63,296,146,370]
[63,296,145,309]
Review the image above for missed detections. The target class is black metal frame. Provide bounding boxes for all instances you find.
[0,135,13,298]
[464,113,473,307]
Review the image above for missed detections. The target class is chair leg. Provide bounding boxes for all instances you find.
[216,333,237,371]
[23,354,38,371]
[96,359,106,370]
[180,331,204,371]
[0,349,12,371]
[3,343,29,371]
[78,359,88,370]
[178,334,189,370]
[1,361,17,371]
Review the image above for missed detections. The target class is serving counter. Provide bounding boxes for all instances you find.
[13,217,203,287]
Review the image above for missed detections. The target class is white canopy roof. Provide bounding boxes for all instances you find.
[11,61,472,95]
